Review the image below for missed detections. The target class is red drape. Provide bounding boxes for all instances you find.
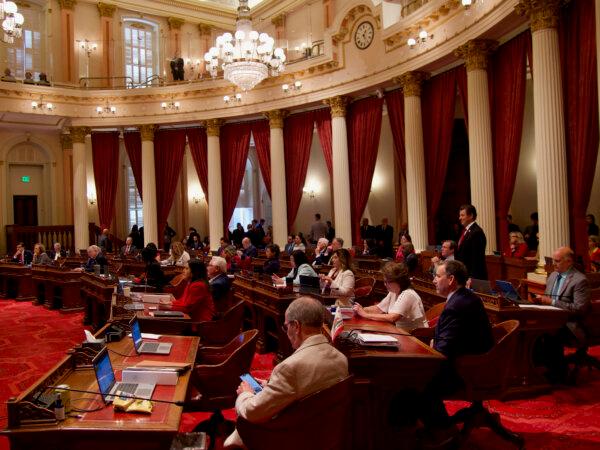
[456,65,469,130]
[91,131,120,230]
[187,127,209,202]
[314,108,333,178]
[348,96,384,245]
[154,129,187,237]
[491,32,530,253]
[124,131,143,200]
[251,120,272,197]
[284,111,315,231]
[221,122,252,232]
[560,0,599,267]
[423,68,459,243]
[385,89,406,178]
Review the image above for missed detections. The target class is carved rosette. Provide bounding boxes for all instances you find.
[58,0,76,10]
[515,0,563,32]
[206,119,224,137]
[168,17,185,31]
[60,133,73,150]
[97,2,116,18]
[324,96,348,118]
[397,71,428,97]
[266,110,288,129]
[454,39,498,71]
[139,124,156,141]
[69,126,90,143]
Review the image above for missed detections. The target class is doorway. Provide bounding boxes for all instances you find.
[13,195,38,226]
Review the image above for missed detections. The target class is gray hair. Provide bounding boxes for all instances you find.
[333,237,344,247]
[286,297,325,329]
[88,245,101,253]
[210,256,227,273]
[317,237,329,247]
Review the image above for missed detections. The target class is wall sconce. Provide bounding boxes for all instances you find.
[407,29,433,49]
[224,93,242,104]
[192,192,205,204]
[96,99,116,115]
[88,195,97,205]
[79,39,98,57]
[31,96,54,112]
[302,187,316,199]
[461,0,473,8]
[161,95,180,111]
[282,80,302,93]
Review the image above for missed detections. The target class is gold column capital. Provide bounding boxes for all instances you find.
[265,110,288,129]
[454,39,498,71]
[198,23,213,36]
[97,2,116,18]
[139,124,157,141]
[324,96,348,118]
[271,13,285,27]
[69,126,90,143]
[58,0,76,10]
[60,133,73,150]
[396,71,428,97]
[207,119,224,137]
[168,17,185,30]
[515,0,563,32]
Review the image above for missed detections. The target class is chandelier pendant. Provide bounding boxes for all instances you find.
[1,1,24,44]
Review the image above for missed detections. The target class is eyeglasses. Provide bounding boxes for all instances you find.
[281,320,298,333]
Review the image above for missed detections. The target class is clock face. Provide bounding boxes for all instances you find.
[354,21,374,50]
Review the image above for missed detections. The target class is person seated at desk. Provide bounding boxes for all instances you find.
[430,240,456,275]
[160,260,214,322]
[48,242,66,261]
[32,243,52,265]
[224,296,348,448]
[188,234,203,251]
[284,235,295,256]
[217,237,229,257]
[239,237,258,260]
[207,256,232,305]
[262,244,281,275]
[353,262,427,330]
[325,237,344,265]
[138,245,166,290]
[503,231,528,258]
[362,238,378,256]
[312,238,330,266]
[531,246,590,382]
[292,234,306,252]
[321,249,355,307]
[272,250,317,286]
[588,235,600,272]
[395,234,412,262]
[161,241,190,267]
[120,236,137,257]
[11,242,32,265]
[397,242,418,274]
[71,245,108,272]
[223,245,241,272]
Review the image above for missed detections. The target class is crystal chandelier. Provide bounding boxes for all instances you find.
[204,0,286,91]
[1,1,24,44]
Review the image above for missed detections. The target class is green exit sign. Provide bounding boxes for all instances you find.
[21,176,31,183]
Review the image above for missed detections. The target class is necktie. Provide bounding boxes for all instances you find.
[458,228,467,247]
[551,274,562,299]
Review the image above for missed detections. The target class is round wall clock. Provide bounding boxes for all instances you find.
[354,21,374,50]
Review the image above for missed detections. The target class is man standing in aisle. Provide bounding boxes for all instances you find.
[454,204,487,281]
[308,213,328,245]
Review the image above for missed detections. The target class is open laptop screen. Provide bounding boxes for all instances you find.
[93,348,116,402]
[130,318,143,353]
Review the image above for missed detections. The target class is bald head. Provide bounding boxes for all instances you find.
[552,246,574,273]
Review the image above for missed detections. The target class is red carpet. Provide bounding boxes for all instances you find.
[1,299,600,449]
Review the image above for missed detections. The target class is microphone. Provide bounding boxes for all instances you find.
[43,385,187,407]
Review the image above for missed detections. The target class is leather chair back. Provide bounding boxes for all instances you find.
[196,300,245,346]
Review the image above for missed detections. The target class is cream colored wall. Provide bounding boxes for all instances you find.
[185,149,209,240]
[85,136,99,227]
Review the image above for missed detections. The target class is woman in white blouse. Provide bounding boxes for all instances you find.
[161,241,190,267]
[321,248,355,306]
[353,262,427,330]
[272,250,317,285]
[292,234,306,252]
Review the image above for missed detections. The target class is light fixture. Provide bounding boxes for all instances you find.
[204,0,286,91]
[96,99,116,115]
[1,1,24,44]
[224,93,242,104]
[31,96,54,112]
[79,39,98,57]
[192,192,205,204]
[161,95,180,111]
[282,80,302,93]
[407,28,433,49]
[88,195,96,205]
[461,0,473,8]
[302,187,315,199]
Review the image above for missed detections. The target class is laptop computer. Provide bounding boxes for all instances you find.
[130,318,172,355]
[470,278,495,295]
[299,275,321,295]
[92,347,155,404]
[495,280,527,304]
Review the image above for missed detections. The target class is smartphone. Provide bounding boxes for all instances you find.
[240,373,263,394]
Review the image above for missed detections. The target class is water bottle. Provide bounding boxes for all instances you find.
[54,393,65,421]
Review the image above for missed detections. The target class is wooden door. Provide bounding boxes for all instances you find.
[13,195,38,226]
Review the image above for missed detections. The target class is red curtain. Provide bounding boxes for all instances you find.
[91,131,120,230]
[348,96,384,245]
[456,65,469,130]
[314,108,333,177]
[251,120,272,197]
[221,122,252,232]
[560,0,599,267]
[385,89,405,178]
[124,131,143,200]
[284,111,315,230]
[187,127,209,202]
[422,68,458,243]
[491,32,530,253]
[154,129,187,237]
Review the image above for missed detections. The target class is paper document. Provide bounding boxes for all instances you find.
[518,304,562,311]
[84,330,105,344]
[357,333,397,344]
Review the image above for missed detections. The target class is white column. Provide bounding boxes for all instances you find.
[140,125,158,247]
[399,72,428,252]
[207,119,224,251]
[326,96,352,247]
[456,40,498,254]
[70,126,90,251]
[267,110,288,248]
[518,0,569,261]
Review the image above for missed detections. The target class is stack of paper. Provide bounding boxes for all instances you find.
[357,333,398,347]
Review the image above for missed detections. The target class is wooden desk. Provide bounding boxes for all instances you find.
[0,263,36,301]
[333,317,444,450]
[80,273,117,331]
[31,266,83,311]
[3,333,199,450]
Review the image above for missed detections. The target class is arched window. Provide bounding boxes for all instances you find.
[126,166,143,230]
[5,5,44,78]
[123,19,158,85]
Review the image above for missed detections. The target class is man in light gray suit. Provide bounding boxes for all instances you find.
[224,297,348,448]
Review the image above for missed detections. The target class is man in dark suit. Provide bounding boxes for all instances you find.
[74,245,108,273]
[454,204,487,281]
[12,242,33,264]
[207,256,232,306]
[284,236,295,256]
[375,217,394,258]
[359,218,375,241]
[120,237,137,257]
[48,242,67,262]
[240,237,258,259]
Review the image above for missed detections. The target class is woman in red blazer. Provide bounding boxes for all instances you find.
[503,231,529,258]
[164,259,215,322]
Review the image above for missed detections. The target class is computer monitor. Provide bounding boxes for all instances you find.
[130,318,143,353]
[92,348,116,403]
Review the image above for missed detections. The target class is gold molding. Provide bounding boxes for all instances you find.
[97,2,116,18]
[397,71,428,97]
[331,4,380,46]
[206,119,224,137]
[167,17,185,30]
[324,96,348,118]
[60,134,73,149]
[198,23,212,36]
[454,39,498,71]
[271,13,285,28]
[265,110,288,129]
[69,126,90,143]
[515,0,563,32]
[139,124,156,141]
[58,0,76,10]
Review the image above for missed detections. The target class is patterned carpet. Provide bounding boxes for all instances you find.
[1,299,600,449]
